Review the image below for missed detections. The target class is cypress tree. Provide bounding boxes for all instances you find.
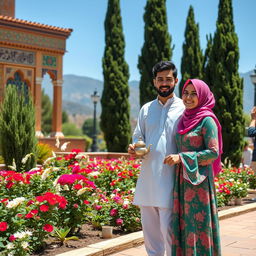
[0,85,37,171]
[202,34,213,90]
[101,0,131,152]
[206,0,244,167]
[179,6,203,96]
[138,0,172,106]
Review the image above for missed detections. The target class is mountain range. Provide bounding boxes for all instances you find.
[42,70,254,123]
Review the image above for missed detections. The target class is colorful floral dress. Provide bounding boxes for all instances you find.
[171,116,221,256]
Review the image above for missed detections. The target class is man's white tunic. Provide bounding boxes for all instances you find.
[133,95,184,209]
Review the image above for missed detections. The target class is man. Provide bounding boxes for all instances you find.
[242,140,252,168]
[128,61,184,256]
[248,106,256,173]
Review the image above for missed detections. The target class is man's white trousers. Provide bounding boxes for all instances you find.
[140,206,172,256]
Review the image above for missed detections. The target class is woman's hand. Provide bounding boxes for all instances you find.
[164,154,181,166]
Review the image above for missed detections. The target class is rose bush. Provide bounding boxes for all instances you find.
[1,149,254,255]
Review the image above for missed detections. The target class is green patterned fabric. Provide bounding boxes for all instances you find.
[171,117,221,255]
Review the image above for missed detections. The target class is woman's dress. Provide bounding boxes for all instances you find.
[171,116,221,256]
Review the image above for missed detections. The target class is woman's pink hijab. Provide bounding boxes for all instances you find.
[177,79,223,176]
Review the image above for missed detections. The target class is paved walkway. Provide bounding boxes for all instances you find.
[110,210,256,256]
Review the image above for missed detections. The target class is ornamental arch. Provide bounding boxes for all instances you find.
[0,1,72,138]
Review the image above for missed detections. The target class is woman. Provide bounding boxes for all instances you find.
[164,79,222,255]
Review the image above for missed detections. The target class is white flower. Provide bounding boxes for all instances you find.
[88,171,100,177]
[52,151,56,157]
[21,153,33,164]
[13,230,32,239]
[75,153,89,160]
[21,241,29,249]
[41,168,51,180]
[63,185,69,191]
[6,197,26,208]
[7,243,14,249]
[123,199,130,205]
[110,193,115,198]
[8,159,17,171]
[94,199,99,203]
[8,253,14,256]
[77,187,88,196]
[55,137,60,148]
[53,176,60,186]
[60,142,70,151]
[43,156,56,165]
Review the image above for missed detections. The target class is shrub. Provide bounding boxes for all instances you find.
[36,143,53,165]
[0,85,37,171]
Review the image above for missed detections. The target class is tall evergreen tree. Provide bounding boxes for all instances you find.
[202,34,213,90]
[138,0,172,106]
[206,0,244,167]
[101,0,131,152]
[179,6,203,96]
[0,85,37,171]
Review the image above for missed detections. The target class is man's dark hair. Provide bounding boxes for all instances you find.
[152,61,177,79]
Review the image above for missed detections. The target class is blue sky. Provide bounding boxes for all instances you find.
[16,0,256,81]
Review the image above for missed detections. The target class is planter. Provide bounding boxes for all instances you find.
[234,197,243,206]
[102,225,113,239]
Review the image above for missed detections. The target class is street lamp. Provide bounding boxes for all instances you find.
[250,66,256,106]
[90,89,100,152]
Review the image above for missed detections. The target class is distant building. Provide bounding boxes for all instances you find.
[0,0,72,138]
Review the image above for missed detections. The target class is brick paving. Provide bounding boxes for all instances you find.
[110,211,256,256]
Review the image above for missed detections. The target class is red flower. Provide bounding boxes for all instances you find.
[84,200,90,205]
[40,204,49,212]
[199,231,211,249]
[184,188,196,202]
[0,222,8,231]
[187,232,197,247]
[197,188,209,205]
[194,211,205,222]
[25,213,33,219]
[43,224,54,232]
[74,184,83,190]
[9,235,16,242]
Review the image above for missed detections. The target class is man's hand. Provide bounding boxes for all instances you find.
[128,144,136,158]
[163,154,181,166]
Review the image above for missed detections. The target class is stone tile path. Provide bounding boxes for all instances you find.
[110,211,256,256]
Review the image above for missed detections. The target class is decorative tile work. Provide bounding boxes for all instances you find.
[0,28,66,51]
[42,55,57,67]
[0,47,35,65]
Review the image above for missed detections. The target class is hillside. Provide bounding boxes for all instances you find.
[42,71,254,123]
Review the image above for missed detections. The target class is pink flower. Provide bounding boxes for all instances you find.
[0,222,8,231]
[94,205,102,211]
[110,208,118,216]
[116,218,123,226]
[73,204,79,208]
[43,224,54,232]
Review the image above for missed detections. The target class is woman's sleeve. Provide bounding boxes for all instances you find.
[179,117,219,185]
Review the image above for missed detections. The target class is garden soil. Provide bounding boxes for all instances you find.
[32,193,256,256]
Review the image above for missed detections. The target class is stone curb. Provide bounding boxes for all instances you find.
[56,202,256,256]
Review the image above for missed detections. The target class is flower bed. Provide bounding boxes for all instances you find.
[0,150,256,255]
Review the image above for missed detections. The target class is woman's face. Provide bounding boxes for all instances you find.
[182,83,199,109]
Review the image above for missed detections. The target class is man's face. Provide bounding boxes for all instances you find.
[153,70,178,98]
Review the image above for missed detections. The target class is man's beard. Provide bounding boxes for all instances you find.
[155,86,175,97]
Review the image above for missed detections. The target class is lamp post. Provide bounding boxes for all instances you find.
[250,66,256,106]
[91,89,100,152]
